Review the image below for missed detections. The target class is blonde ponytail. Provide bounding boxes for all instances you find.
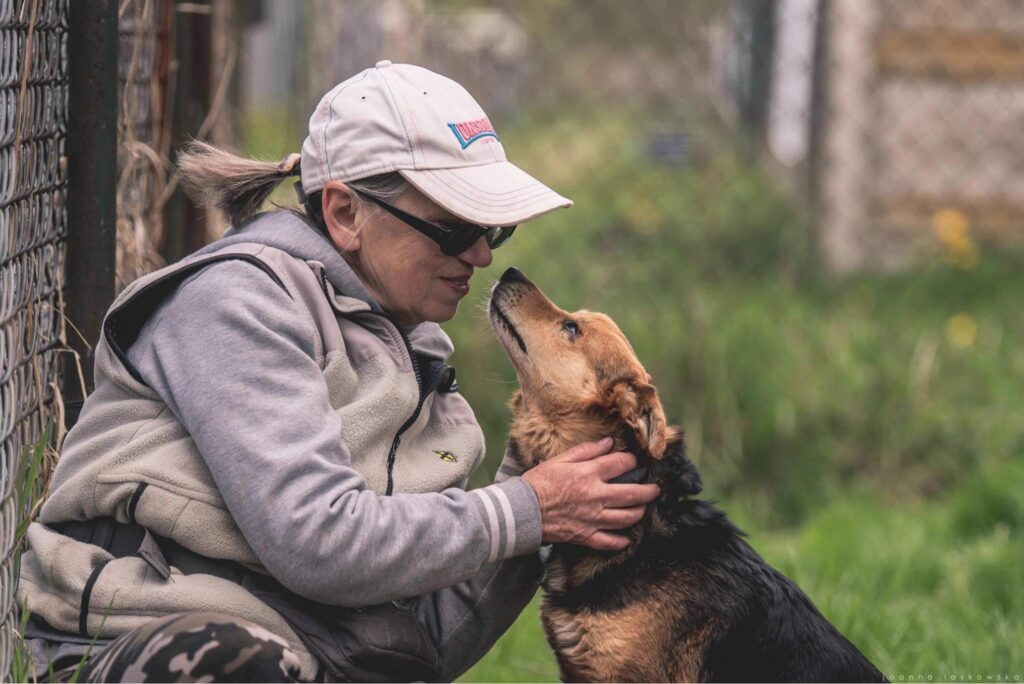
[177,140,300,227]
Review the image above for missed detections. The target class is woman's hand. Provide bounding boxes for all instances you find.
[521,437,660,551]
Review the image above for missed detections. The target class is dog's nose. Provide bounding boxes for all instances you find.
[500,267,528,284]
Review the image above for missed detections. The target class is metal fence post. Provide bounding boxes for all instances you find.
[64,0,118,420]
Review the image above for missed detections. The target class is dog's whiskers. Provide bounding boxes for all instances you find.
[482,374,516,385]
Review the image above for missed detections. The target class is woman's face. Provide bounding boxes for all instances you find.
[323,182,493,326]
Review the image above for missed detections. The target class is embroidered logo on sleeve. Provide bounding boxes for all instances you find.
[447,117,499,149]
[433,450,459,463]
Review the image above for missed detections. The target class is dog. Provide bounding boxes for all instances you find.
[488,267,886,683]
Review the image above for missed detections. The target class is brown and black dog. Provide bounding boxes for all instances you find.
[488,267,885,683]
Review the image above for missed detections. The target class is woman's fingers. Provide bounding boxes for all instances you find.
[592,450,638,478]
[598,505,646,529]
[603,482,661,508]
[522,440,661,548]
[550,436,615,463]
[581,531,631,552]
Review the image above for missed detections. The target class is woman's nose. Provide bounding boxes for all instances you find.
[458,235,493,267]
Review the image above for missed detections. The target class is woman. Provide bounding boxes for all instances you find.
[20,62,659,682]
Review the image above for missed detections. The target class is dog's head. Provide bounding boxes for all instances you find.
[488,267,669,464]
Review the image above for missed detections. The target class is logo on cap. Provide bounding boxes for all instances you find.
[447,117,499,149]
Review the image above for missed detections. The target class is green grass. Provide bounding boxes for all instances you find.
[461,458,1024,681]
[8,423,56,684]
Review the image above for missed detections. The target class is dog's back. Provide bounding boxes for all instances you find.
[699,529,885,683]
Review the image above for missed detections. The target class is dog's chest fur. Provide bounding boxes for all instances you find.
[540,548,712,683]
[510,433,886,683]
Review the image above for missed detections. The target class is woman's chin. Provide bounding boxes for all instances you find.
[396,299,460,326]
[427,302,460,324]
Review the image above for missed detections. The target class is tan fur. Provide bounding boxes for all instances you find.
[506,391,603,468]
[541,582,715,683]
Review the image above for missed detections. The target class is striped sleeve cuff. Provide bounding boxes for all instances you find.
[470,477,542,563]
[494,444,526,483]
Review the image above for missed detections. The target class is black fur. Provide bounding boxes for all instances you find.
[544,436,887,683]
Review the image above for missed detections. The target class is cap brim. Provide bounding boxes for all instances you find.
[398,162,572,226]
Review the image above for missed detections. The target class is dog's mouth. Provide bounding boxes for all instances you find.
[488,268,534,356]
[489,298,528,355]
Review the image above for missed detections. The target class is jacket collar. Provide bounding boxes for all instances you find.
[193,211,456,361]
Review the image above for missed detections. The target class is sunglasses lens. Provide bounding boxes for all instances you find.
[441,230,476,256]
[439,225,516,255]
[487,226,516,250]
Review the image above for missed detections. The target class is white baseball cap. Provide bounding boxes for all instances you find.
[300,61,572,226]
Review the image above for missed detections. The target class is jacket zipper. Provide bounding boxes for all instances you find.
[317,267,446,495]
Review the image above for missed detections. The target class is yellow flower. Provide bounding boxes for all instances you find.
[931,208,979,269]
[945,313,978,350]
[932,208,968,244]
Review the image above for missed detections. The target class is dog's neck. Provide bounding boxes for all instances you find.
[508,400,708,594]
[507,391,700,508]
[507,391,637,468]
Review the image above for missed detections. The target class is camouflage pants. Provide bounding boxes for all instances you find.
[53,612,305,683]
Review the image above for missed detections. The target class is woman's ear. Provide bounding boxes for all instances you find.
[322,181,361,252]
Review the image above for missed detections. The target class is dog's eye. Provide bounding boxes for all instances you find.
[562,320,581,339]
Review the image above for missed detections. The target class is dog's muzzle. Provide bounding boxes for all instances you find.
[489,268,530,354]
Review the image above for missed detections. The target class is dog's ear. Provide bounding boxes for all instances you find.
[606,379,668,459]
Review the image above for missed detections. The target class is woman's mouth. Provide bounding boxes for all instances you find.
[440,276,470,296]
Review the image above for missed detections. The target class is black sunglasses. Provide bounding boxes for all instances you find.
[352,189,516,256]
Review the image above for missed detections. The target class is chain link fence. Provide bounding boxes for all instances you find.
[0,0,68,677]
[2,0,169,678]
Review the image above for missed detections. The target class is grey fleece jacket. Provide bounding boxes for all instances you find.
[23,211,542,680]
[126,219,540,602]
